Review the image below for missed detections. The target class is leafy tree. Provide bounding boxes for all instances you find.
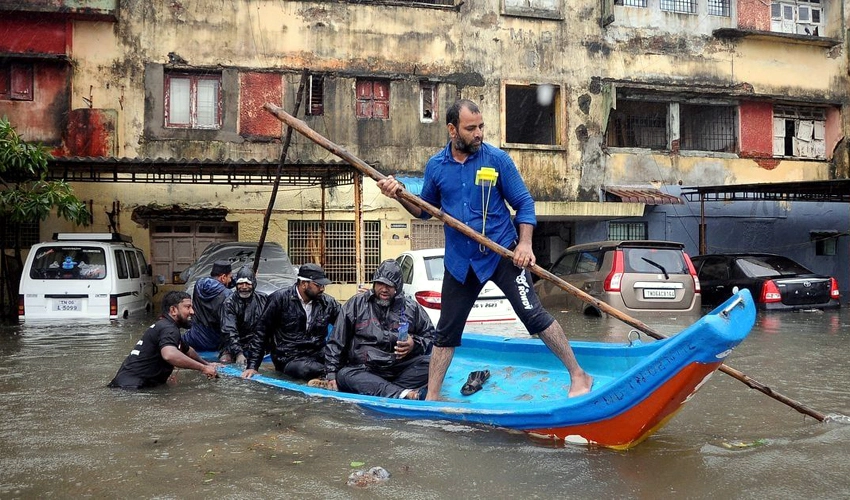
[0,116,92,317]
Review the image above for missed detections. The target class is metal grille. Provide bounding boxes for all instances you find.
[411,220,445,250]
[606,101,668,149]
[660,0,697,13]
[608,222,647,241]
[2,221,40,248]
[615,0,647,6]
[679,104,737,152]
[288,220,381,284]
[708,0,730,16]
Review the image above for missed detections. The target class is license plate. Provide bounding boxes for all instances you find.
[644,289,675,299]
[472,300,500,309]
[54,299,81,311]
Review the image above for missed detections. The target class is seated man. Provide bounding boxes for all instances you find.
[108,291,218,389]
[241,263,340,381]
[220,266,268,365]
[183,260,233,356]
[324,259,435,400]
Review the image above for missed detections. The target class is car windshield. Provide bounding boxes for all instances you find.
[735,256,811,278]
[29,246,107,280]
[623,248,687,274]
[423,256,445,281]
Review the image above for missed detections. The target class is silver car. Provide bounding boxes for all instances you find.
[535,240,701,316]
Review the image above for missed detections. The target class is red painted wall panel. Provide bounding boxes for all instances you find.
[739,101,773,158]
[0,62,70,146]
[239,72,282,138]
[0,15,69,55]
[64,108,117,157]
[737,0,771,32]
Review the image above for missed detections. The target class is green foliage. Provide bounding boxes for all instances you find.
[0,116,91,227]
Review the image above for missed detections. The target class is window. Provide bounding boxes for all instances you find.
[126,251,141,279]
[607,101,667,149]
[608,222,647,240]
[355,79,390,119]
[707,0,730,16]
[814,236,838,256]
[680,104,737,152]
[411,220,444,250]
[28,246,107,280]
[771,0,823,36]
[114,250,129,279]
[0,62,34,101]
[607,97,738,152]
[3,221,39,248]
[615,0,647,6]
[164,72,222,129]
[773,105,826,159]
[503,0,562,19]
[307,74,324,116]
[288,220,381,283]
[660,0,697,14]
[505,84,560,146]
[420,82,436,123]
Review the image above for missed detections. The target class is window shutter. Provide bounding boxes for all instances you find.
[10,63,33,101]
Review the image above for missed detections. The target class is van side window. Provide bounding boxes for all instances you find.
[136,251,149,275]
[126,251,141,279]
[114,250,129,279]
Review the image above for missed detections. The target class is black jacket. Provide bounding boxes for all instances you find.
[324,261,434,380]
[245,283,341,371]
[220,290,268,357]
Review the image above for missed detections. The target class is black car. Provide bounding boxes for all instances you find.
[691,253,840,311]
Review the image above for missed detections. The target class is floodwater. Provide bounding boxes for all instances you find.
[1,306,849,499]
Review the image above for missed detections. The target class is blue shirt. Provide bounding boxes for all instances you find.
[419,142,536,284]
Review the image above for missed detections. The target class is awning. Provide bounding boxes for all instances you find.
[603,187,684,205]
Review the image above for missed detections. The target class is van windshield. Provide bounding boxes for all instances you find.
[29,246,107,280]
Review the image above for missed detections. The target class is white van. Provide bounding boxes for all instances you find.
[19,233,155,320]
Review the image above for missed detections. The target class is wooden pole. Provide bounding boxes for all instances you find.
[254,69,309,275]
[262,103,828,422]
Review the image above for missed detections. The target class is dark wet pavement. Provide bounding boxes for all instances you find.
[1,307,849,499]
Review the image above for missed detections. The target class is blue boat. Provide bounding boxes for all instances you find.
[206,290,756,449]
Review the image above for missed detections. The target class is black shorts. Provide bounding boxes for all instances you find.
[434,256,554,348]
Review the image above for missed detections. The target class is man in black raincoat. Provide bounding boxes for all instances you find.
[219,266,268,365]
[324,259,435,400]
[241,263,340,381]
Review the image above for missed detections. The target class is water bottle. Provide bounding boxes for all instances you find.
[397,321,409,342]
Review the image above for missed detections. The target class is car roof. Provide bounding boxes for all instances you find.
[399,248,445,258]
[564,240,685,252]
[691,253,786,259]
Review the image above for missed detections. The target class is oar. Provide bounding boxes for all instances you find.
[262,103,827,422]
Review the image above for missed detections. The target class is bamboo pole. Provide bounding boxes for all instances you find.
[262,103,828,422]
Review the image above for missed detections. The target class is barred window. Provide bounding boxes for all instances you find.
[660,0,697,14]
[606,101,668,149]
[2,221,40,248]
[615,0,647,6]
[608,222,647,241]
[411,220,445,250]
[288,220,381,284]
[708,0,730,16]
[679,104,737,153]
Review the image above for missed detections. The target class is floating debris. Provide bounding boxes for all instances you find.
[347,466,390,488]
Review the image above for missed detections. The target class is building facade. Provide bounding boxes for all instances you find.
[1,0,847,300]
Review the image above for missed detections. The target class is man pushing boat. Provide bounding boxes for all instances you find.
[378,99,593,401]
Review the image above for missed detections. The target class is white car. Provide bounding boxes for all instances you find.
[395,248,518,326]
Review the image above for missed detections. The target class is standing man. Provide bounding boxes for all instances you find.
[219,266,268,365]
[108,291,218,389]
[183,260,233,357]
[378,99,593,401]
[323,259,434,400]
[241,263,340,381]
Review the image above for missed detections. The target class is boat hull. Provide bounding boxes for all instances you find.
[206,290,756,449]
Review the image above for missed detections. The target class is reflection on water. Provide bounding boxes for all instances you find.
[1,307,850,499]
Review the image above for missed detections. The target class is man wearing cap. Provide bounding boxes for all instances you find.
[183,260,233,358]
[220,266,268,365]
[241,263,341,381]
[323,260,435,400]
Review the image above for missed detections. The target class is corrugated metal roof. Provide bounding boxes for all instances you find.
[681,180,850,203]
[603,187,684,205]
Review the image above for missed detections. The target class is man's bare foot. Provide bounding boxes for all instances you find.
[568,372,593,397]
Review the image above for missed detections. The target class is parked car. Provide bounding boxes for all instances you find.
[691,253,840,311]
[183,242,297,296]
[19,233,154,320]
[535,240,701,316]
[395,248,518,326]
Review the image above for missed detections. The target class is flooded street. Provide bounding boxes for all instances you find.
[1,307,849,499]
